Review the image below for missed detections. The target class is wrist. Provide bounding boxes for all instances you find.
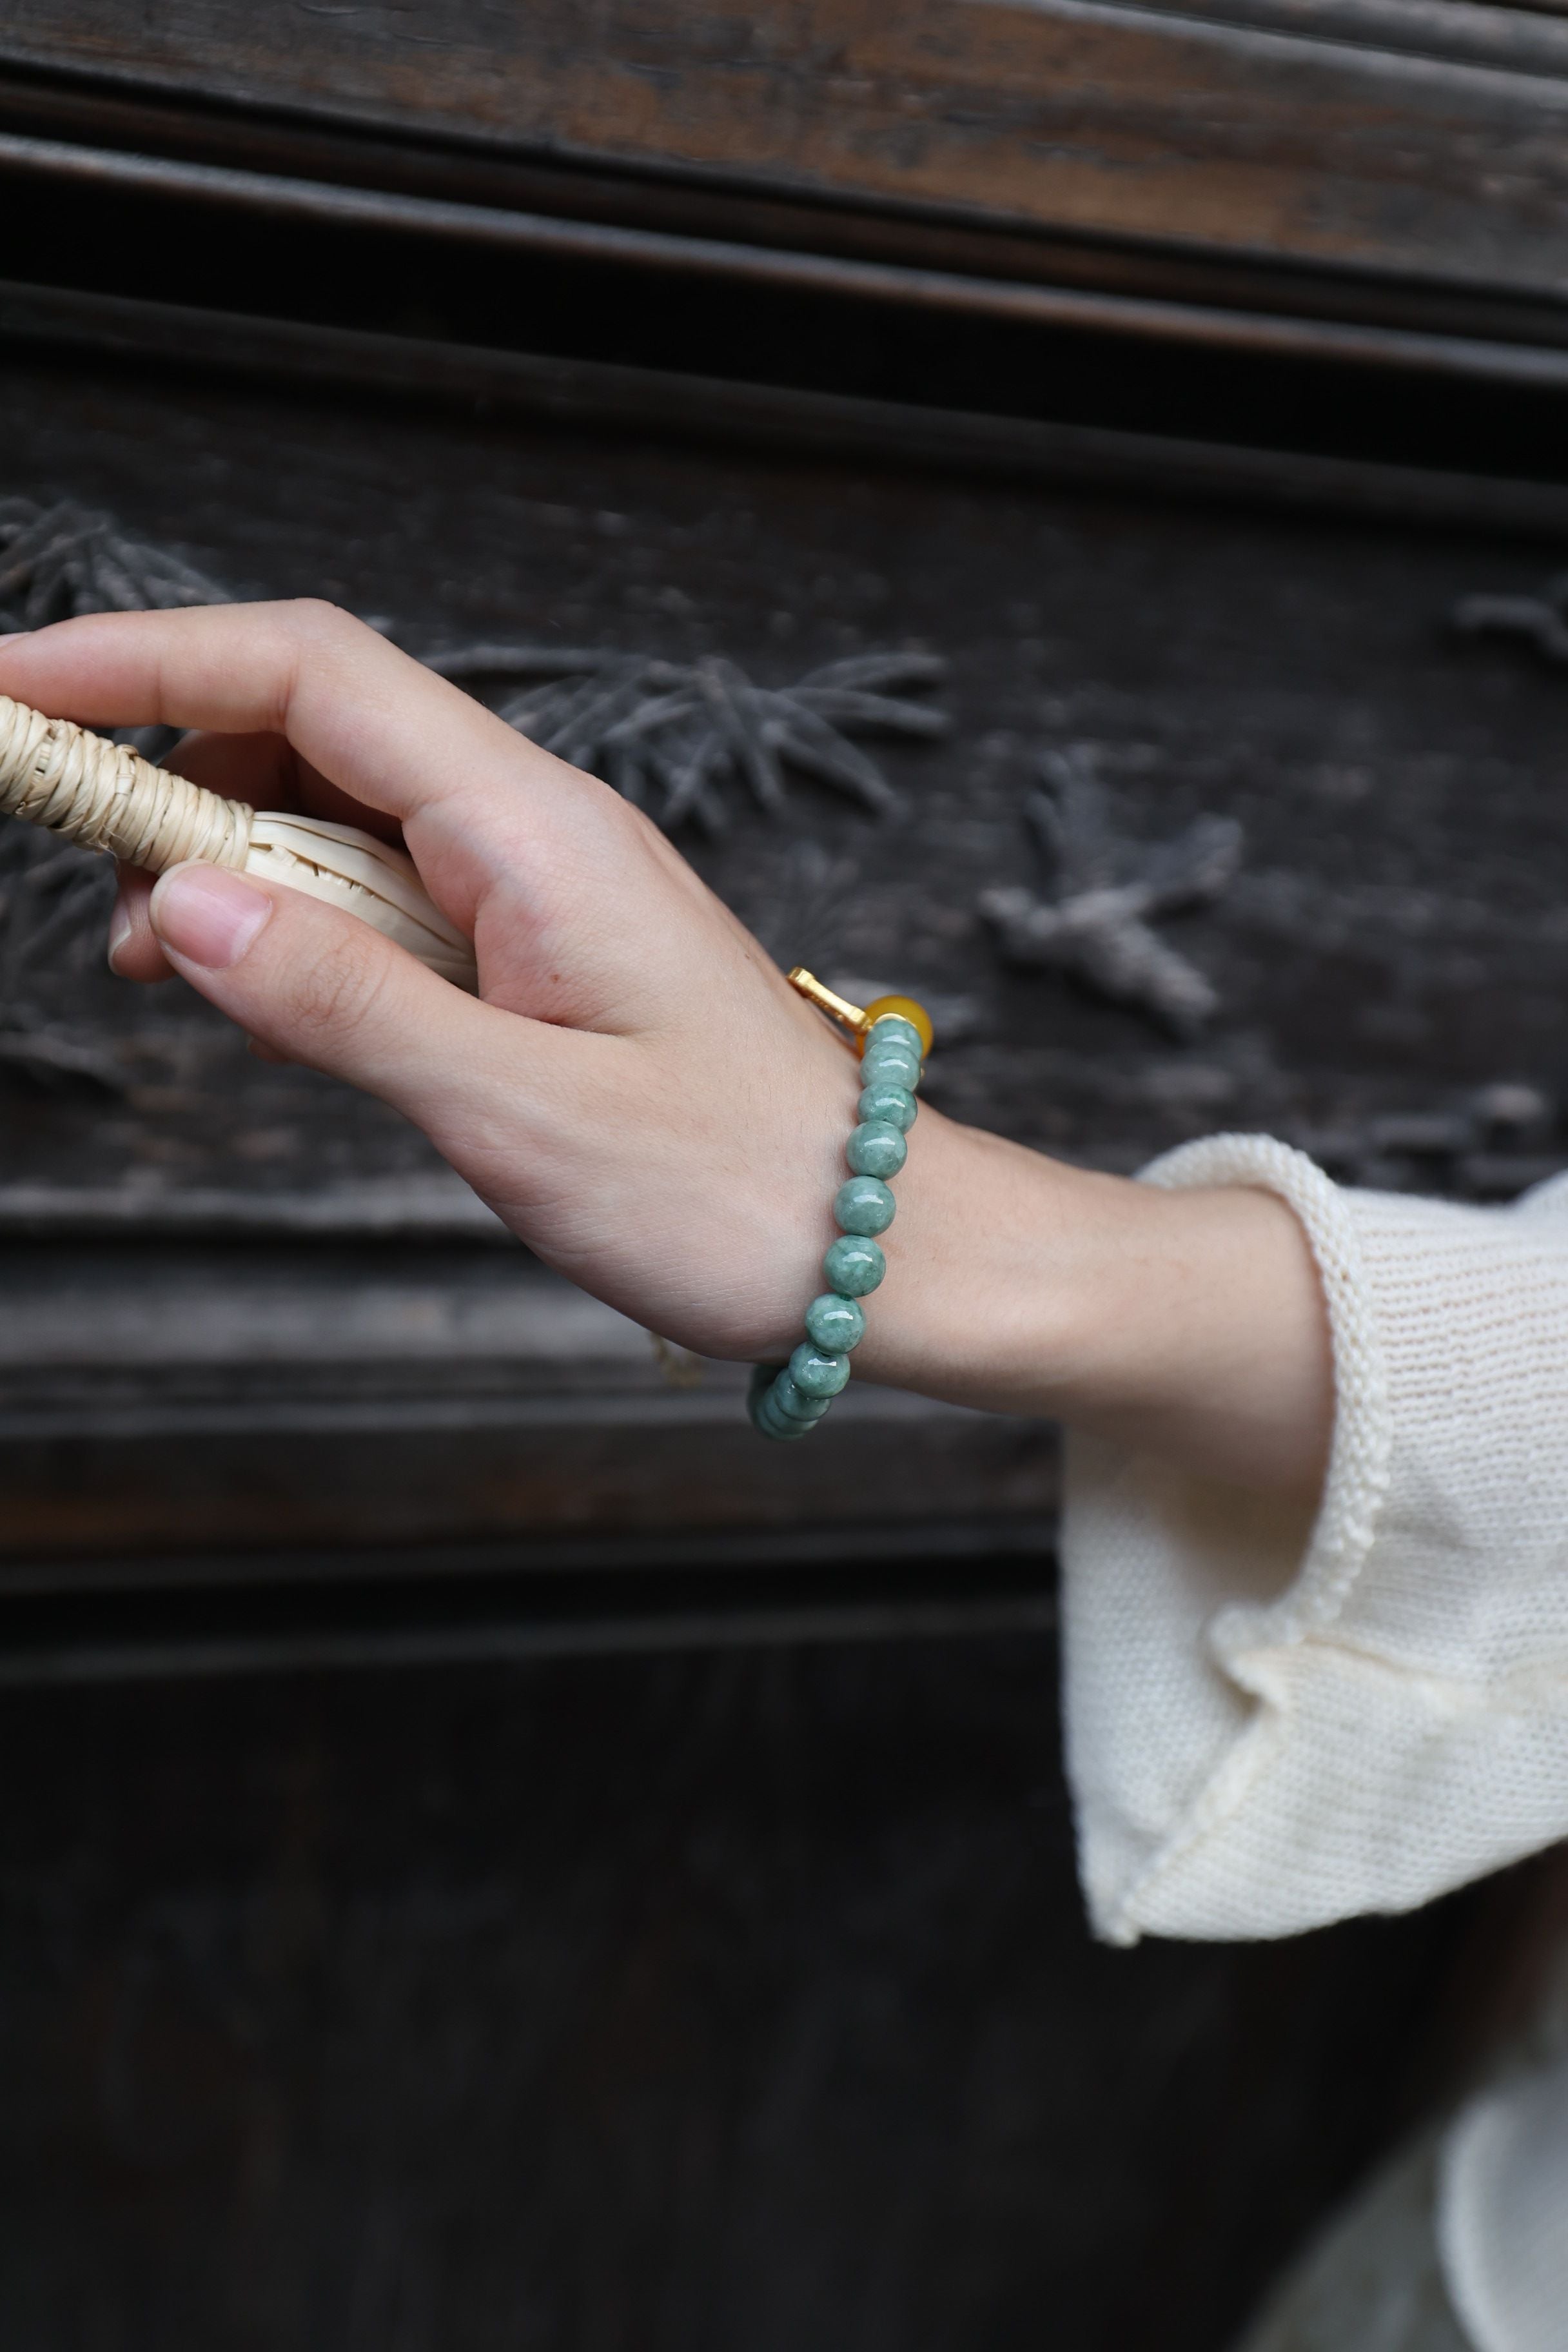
[854,1111,1333,1499]
[850,1109,1115,1411]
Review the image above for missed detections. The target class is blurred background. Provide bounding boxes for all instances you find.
[1,5,1567,2344]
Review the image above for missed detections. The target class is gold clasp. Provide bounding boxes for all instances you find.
[787,967,869,1039]
[787,968,934,1057]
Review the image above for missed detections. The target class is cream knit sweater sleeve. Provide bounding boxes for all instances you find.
[1061,1135,1568,1948]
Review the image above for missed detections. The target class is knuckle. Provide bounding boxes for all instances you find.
[264,598,376,732]
[284,594,356,636]
[279,596,369,657]
[284,930,390,1046]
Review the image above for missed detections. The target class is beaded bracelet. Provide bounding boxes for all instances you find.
[748,969,934,1443]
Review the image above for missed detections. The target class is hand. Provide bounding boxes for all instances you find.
[0,602,1333,1494]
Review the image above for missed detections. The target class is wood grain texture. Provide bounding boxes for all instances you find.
[7,0,1568,300]
[7,48,1568,357]
[17,133,1568,393]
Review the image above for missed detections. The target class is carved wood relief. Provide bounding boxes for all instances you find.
[3,358,1565,1221]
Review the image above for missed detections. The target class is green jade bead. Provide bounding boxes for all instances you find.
[758,1392,814,1440]
[746,1366,782,1431]
[771,1371,832,1422]
[789,1341,852,1397]
[804,1292,866,1353]
[861,1042,921,1092]
[846,1121,906,1180]
[863,1023,922,1062]
[834,1176,896,1236]
[858,1079,917,1133]
[750,1009,928,1442]
[823,1233,885,1296]
[866,1014,925,1057]
[747,1367,823,1440]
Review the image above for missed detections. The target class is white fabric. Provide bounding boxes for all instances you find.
[1062,1135,1568,1944]
[1058,1137,1568,2352]
[1234,2126,1469,2351]
[1440,2057,1568,2352]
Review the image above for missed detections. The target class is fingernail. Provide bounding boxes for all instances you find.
[151,864,273,968]
[106,905,133,974]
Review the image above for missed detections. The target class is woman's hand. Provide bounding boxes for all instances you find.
[0,602,1333,1496]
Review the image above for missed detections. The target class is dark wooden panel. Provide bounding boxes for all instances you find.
[0,246,1543,2352]
[0,1241,1054,1562]
[8,46,1568,366]
[17,271,1568,503]
[0,1636,1491,2350]
[7,0,1568,302]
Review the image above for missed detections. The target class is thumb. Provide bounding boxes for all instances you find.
[149,859,527,1126]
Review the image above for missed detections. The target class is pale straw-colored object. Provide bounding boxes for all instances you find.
[0,694,478,991]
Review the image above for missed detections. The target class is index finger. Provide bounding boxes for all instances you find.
[0,598,578,829]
